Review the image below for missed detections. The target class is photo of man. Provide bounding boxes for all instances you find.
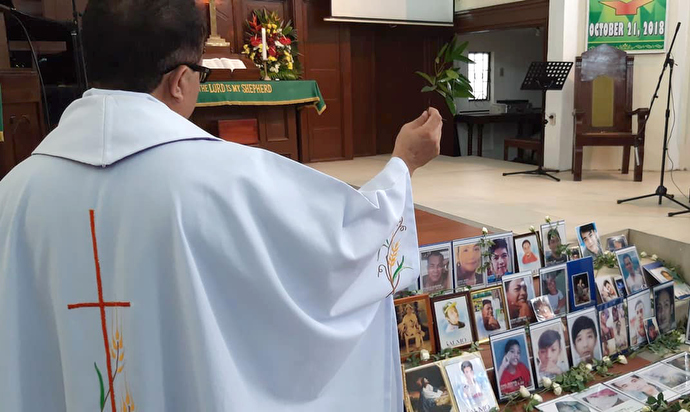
[567,308,602,366]
[443,354,498,412]
[454,238,484,288]
[503,273,537,328]
[540,266,567,316]
[420,244,452,294]
[653,282,675,334]
[616,247,646,294]
[541,222,568,267]
[596,276,619,303]
[606,235,628,252]
[627,291,652,349]
[471,287,508,341]
[530,319,569,385]
[609,374,675,403]
[576,223,603,258]
[486,234,514,284]
[573,273,591,307]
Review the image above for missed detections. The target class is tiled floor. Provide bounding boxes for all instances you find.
[308,155,690,245]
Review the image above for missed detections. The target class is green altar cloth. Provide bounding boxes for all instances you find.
[196,80,326,114]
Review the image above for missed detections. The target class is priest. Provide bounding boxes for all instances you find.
[0,0,442,411]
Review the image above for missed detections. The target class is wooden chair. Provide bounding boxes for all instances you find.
[573,45,650,181]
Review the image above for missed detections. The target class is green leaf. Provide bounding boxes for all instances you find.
[455,55,474,64]
[95,362,105,410]
[444,36,456,62]
[421,85,437,93]
[436,43,449,62]
[444,95,456,115]
[415,71,435,86]
[444,70,460,80]
[393,256,405,280]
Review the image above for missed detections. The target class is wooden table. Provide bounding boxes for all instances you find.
[455,111,542,156]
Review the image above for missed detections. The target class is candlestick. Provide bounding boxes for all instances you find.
[261,27,268,61]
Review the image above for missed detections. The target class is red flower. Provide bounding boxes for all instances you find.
[280,36,292,45]
[268,46,277,57]
[250,36,261,47]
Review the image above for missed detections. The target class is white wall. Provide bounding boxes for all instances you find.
[455,28,544,159]
[546,0,690,172]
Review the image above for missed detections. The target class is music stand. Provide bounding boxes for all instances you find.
[503,61,573,182]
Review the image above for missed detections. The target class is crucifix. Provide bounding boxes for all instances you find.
[206,0,231,47]
[68,210,131,412]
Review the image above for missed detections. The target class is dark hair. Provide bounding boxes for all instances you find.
[571,315,597,340]
[490,239,508,254]
[579,223,596,236]
[427,251,444,262]
[547,229,561,242]
[522,239,531,248]
[604,280,612,287]
[623,255,633,264]
[83,0,207,92]
[461,361,473,372]
[538,329,561,350]
[504,339,520,355]
[482,299,492,308]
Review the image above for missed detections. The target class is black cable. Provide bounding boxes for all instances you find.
[7,11,52,130]
[666,72,689,201]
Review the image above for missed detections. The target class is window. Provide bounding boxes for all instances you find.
[468,52,490,101]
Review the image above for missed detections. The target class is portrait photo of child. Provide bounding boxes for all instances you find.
[432,292,474,351]
[539,265,568,316]
[567,307,602,366]
[443,353,497,412]
[529,318,569,386]
[514,233,543,273]
[490,329,535,400]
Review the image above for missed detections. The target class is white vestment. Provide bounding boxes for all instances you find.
[0,89,420,411]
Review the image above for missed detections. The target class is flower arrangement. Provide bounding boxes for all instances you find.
[241,9,302,80]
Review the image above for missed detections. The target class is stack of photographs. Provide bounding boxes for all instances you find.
[573,384,644,412]
[605,367,681,403]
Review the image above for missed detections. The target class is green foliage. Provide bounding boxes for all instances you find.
[647,392,690,412]
[646,329,684,356]
[415,36,474,114]
[593,251,618,270]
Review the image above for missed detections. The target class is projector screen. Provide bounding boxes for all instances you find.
[330,0,454,26]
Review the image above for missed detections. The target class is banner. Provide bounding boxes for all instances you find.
[587,0,667,53]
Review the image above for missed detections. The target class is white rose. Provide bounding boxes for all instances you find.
[482,227,489,235]
[545,215,551,222]
[420,349,430,361]
[618,355,628,365]
[640,251,648,258]
[553,383,562,396]
[679,335,685,343]
[678,409,688,412]
[519,386,530,398]
[542,377,552,388]
[651,254,658,261]
[532,394,543,403]
[602,356,611,364]
[585,364,593,371]
[642,407,651,412]
[529,225,536,232]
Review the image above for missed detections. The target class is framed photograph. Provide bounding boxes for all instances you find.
[567,307,602,366]
[626,290,653,349]
[490,329,535,400]
[644,317,660,342]
[537,396,596,412]
[443,353,497,412]
[615,246,647,294]
[595,275,619,303]
[539,264,568,316]
[574,383,644,412]
[403,362,455,412]
[395,295,436,360]
[645,261,690,299]
[567,257,596,311]
[638,363,690,395]
[502,272,537,328]
[606,371,679,403]
[605,235,628,252]
[652,281,675,334]
[514,232,543,273]
[615,278,628,299]
[531,296,555,322]
[485,232,515,284]
[530,318,570,386]
[469,286,508,342]
[597,299,628,357]
[540,221,568,267]
[568,246,582,261]
[420,243,453,294]
[576,222,604,258]
[452,237,485,289]
[431,292,474,351]
[664,352,690,373]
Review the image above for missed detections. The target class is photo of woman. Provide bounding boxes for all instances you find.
[443,354,497,412]
[404,363,454,412]
[432,293,474,350]
[530,319,569,385]
[453,237,485,289]
[514,233,543,273]
[539,266,567,316]
[420,243,453,294]
[502,272,537,328]
[567,308,602,366]
[490,330,535,399]
[653,282,675,334]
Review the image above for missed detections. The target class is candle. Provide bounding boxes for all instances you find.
[261,27,268,61]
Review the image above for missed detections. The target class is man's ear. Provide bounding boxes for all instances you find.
[166,65,189,101]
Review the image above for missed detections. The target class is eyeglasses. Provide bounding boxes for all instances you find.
[163,63,212,83]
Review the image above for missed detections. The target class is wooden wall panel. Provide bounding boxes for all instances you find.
[454,0,549,34]
[350,25,376,157]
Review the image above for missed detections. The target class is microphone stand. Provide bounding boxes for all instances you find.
[617,22,689,217]
[70,0,88,92]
